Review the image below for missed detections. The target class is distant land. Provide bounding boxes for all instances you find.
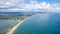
[0,12,53,19]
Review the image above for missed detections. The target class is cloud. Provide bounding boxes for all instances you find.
[16,1,53,11]
[0,0,19,8]
[17,1,50,10]
[0,0,60,12]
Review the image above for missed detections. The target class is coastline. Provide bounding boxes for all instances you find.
[6,20,25,34]
[6,16,31,34]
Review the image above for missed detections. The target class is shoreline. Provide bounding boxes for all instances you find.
[6,19,25,34]
[6,16,31,34]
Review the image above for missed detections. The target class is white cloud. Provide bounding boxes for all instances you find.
[17,1,52,11]
[0,0,60,12]
[0,0,19,8]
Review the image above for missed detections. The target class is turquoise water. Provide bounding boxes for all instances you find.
[0,20,17,32]
[13,13,60,34]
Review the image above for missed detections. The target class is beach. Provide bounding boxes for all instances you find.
[6,20,25,34]
[6,16,30,34]
[7,20,24,34]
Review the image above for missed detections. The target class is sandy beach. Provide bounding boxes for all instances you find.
[6,16,30,34]
[6,20,25,34]
[6,16,31,34]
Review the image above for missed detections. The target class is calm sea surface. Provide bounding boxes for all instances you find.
[0,19,17,32]
[13,13,60,34]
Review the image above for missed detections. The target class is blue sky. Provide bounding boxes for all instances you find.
[37,0,60,3]
[0,0,60,12]
[18,0,60,3]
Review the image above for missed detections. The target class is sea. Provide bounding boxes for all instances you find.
[13,13,60,34]
[0,19,17,32]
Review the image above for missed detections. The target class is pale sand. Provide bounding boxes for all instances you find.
[6,19,26,34]
[6,17,31,34]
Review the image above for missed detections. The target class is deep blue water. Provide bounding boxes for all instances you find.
[13,13,60,34]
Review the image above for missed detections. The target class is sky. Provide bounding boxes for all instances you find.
[0,0,60,12]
